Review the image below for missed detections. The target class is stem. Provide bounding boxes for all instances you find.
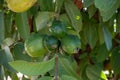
[55,2,61,21]
[56,10,60,21]
[55,50,59,80]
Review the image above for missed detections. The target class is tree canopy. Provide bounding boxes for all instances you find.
[0,0,120,80]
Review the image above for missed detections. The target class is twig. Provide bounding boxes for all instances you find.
[56,9,60,21]
[55,52,59,80]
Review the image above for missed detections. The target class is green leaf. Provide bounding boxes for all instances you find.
[37,76,53,80]
[0,47,15,72]
[15,12,30,40]
[49,57,68,77]
[9,58,55,76]
[88,5,97,18]
[95,44,109,62]
[2,38,15,47]
[39,0,54,11]
[80,31,87,46]
[3,46,14,63]
[64,0,82,32]
[0,65,4,80]
[86,64,105,80]
[35,12,55,31]
[59,58,80,79]
[95,0,120,22]
[61,75,77,80]
[102,24,112,51]
[81,68,89,80]
[83,0,94,7]
[60,14,71,27]
[13,42,31,61]
[116,10,120,33]
[79,58,89,80]
[81,71,89,80]
[83,21,98,49]
[49,55,69,77]
[111,46,120,75]
[98,25,104,45]
[56,0,64,11]
[4,12,12,37]
[79,53,87,59]
[28,4,39,16]
[0,11,5,44]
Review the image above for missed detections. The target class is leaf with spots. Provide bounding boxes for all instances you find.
[64,0,82,32]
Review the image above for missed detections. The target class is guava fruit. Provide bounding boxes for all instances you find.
[44,35,59,51]
[50,20,67,38]
[25,33,47,57]
[61,34,81,54]
[6,0,37,12]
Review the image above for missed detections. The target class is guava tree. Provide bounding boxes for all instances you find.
[0,0,120,80]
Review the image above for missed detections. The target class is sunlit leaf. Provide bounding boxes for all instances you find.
[9,58,55,76]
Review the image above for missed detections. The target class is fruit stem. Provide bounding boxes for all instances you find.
[55,51,59,80]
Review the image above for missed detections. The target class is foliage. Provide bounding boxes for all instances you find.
[0,0,120,80]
